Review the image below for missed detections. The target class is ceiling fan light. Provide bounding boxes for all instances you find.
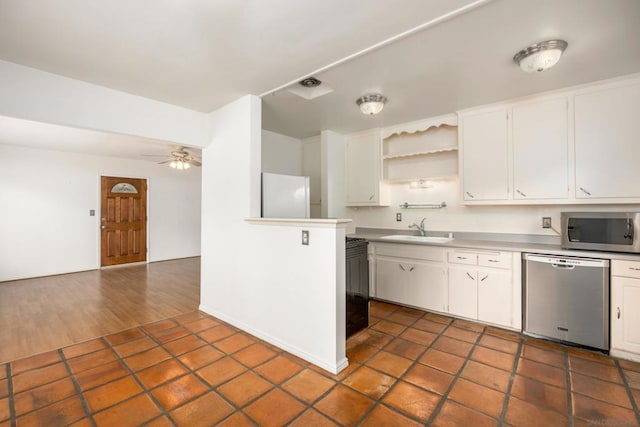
[169,160,178,169]
[356,94,387,115]
[513,40,568,73]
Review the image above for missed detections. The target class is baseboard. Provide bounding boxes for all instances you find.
[199,304,348,375]
[610,348,640,363]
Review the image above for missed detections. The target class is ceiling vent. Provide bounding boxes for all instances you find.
[299,77,322,88]
[286,76,333,100]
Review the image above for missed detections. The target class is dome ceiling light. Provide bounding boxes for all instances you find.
[513,39,568,73]
[356,94,387,115]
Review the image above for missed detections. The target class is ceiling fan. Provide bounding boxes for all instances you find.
[146,146,202,169]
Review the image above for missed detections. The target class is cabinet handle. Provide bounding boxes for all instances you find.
[466,272,475,280]
[480,275,488,282]
[516,189,527,197]
[465,191,475,199]
[629,267,640,271]
[369,194,374,201]
[457,256,467,260]
[488,259,499,263]
[579,187,592,196]
[409,267,415,272]
[617,307,621,319]
[399,264,406,271]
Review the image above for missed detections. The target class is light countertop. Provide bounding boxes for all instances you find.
[349,228,640,262]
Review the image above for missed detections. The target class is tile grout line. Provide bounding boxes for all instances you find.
[58,348,97,427]
[564,348,574,427]
[6,363,16,427]
[424,319,487,425]
[497,339,523,424]
[139,319,313,426]
[614,359,640,426]
[99,332,179,426]
[346,309,434,425]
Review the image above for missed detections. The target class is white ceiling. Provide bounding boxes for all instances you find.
[0,0,639,149]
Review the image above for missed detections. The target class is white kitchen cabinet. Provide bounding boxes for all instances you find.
[611,260,640,360]
[574,80,640,199]
[302,135,322,217]
[372,244,447,313]
[459,107,509,201]
[345,128,388,206]
[512,97,568,200]
[448,267,478,319]
[447,249,518,329]
[477,269,512,326]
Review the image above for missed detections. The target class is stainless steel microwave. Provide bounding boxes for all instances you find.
[561,212,640,253]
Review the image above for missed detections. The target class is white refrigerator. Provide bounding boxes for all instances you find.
[261,172,310,218]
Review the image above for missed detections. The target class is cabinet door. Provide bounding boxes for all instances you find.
[448,267,478,319]
[512,98,568,200]
[408,262,447,313]
[477,269,512,327]
[346,129,384,205]
[611,277,640,354]
[460,108,509,201]
[575,82,640,199]
[375,257,407,304]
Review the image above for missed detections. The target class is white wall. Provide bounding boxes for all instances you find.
[302,135,321,218]
[350,179,640,236]
[0,144,201,281]
[200,96,347,373]
[261,129,302,175]
[0,60,210,147]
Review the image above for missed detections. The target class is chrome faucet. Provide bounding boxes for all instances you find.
[409,217,427,236]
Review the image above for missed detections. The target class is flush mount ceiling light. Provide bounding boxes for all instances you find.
[513,39,568,73]
[356,94,387,115]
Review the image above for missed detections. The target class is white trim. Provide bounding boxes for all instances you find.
[245,217,352,227]
[199,303,349,374]
[610,348,640,364]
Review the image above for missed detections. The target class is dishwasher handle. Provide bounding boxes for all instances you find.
[551,263,575,270]
[524,253,609,268]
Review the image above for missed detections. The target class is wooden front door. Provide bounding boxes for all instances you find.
[101,176,147,267]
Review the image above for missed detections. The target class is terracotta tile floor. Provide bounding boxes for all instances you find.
[2,301,640,426]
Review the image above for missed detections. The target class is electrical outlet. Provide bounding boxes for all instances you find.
[396,212,402,222]
[542,217,552,228]
[301,230,309,245]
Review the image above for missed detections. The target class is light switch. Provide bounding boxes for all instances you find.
[89,209,95,216]
[302,230,309,245]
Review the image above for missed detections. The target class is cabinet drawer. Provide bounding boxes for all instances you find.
[375,243,445,262]
[612,260,640,279]
[448,251,478,265]
[478,252,512,269]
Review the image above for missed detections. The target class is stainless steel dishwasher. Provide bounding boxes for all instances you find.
[523,254,609,350]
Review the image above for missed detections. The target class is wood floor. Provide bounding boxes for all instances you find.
[0,257,200,364]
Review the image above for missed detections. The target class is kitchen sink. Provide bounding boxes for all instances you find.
[380,235,454,243]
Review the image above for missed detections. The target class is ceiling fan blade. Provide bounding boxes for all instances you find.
[158,160,172,164]
[141,154,167,157]
[190,159,202,167]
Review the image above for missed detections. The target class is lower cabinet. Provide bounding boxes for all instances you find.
[611,261,640,361]
[371,243,521,330]
[376,257,447,313]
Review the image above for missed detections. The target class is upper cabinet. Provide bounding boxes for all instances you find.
[574,80,640,200]
[459,108,509,201]
[512,97,569,200]
[345,128,388,206]
[381,114,458,183]
[458,73,640,205]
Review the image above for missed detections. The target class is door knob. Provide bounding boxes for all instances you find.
[101,225,106,229]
